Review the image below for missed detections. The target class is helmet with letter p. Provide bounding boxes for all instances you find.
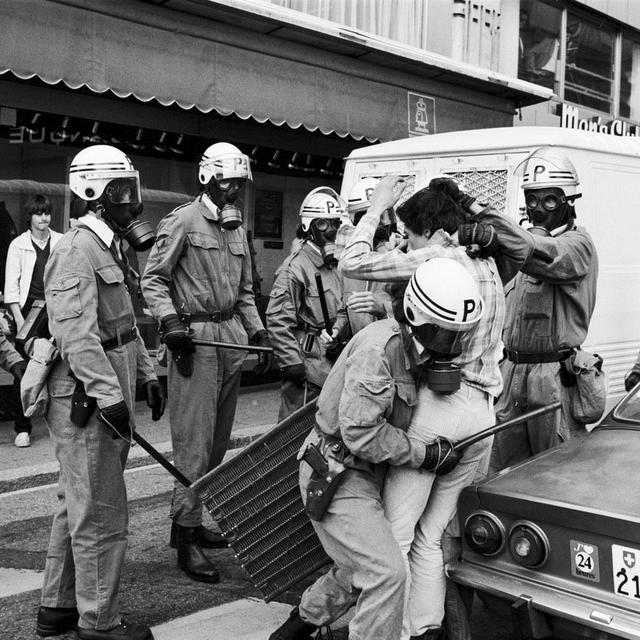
[299,186,346,232]
[403,258,484,393]
[199,142,252,230]
[521,147,581,232]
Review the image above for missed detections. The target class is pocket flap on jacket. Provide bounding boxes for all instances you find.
[187,232,219,249]
[96,265,124,285]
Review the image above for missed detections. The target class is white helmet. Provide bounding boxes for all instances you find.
[404,258,484,332]
[299,186,347,231]
[69,145,140,202]
[521,148,580,197]
[199,142,252,185]
[347,177,379,219]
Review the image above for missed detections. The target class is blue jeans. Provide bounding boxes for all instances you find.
[383,384,494,638]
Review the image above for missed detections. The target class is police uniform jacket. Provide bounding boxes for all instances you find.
[44,218,157,414]
[141,195,264,344]
[266,241,347,387]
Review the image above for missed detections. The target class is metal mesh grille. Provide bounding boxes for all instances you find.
[443,170,508,212]
[191,400,329,602]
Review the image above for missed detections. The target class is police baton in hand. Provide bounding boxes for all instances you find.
[192,339,273,354]
[314,272,333,334]
[453,401,562,452]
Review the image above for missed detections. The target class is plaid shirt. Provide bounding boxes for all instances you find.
[339,210,505,397]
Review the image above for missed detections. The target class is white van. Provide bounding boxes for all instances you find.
[341,126,640,404]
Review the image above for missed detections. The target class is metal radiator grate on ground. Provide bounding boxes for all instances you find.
[191,400,330,601]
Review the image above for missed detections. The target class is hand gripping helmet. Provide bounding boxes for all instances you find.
[299,186,347,232]
[69,145,141,202]
[199,142,252,186]
[404,258,484,394]
[521,148,580,197]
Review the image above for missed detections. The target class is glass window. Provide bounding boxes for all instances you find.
[620,38,640,121]
[518,1,562,91]
[564,14,614,113]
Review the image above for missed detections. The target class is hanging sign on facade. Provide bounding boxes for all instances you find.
[560,103,640,137]
[407,92,436,136]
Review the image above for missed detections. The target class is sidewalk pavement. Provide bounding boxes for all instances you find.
[0,382,282,483]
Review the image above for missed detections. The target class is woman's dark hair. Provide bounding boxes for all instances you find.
[23,194,52,232]
[396,188,467,236]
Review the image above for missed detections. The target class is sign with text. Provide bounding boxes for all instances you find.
[407,92,436,136]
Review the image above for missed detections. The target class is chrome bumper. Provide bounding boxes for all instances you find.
[446,560,640,640]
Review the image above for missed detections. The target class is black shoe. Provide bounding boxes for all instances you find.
[36,606,79,637]
[173,523,220,583]
[411,628,445,640]
[76,620,154,640]
[269,607,317,640]
[169,521,227,549]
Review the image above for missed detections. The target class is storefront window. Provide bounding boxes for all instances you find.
[564,14,614,114]
[518,1,561,91]
[620,38,640,121]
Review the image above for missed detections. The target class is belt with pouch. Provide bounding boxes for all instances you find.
[180,309,235,323]
[505,348,573,364]
[102,327,138,351]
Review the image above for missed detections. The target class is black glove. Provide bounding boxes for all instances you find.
[161,314,195,377]
[281,363,306,387]
[99,400,131,440]
[421,437,463,475]
[625,370,640,392]
[428,177,476,211]
[458,222,499,259]
[144,379,166,421]
[10,360,27,382]
[160,314,194,352]
[250,330,273,376]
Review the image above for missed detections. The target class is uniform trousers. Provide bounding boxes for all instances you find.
[383,384,494,638]
[298,462,406,640]
[490,359,583,473]
[168,320,246,527]
[41,374,129,631]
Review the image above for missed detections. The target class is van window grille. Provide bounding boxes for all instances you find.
[443,170,508,212]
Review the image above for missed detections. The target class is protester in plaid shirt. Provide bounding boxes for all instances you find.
[339,175,510,640]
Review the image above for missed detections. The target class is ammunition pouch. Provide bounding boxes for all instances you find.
[302,441,347,521]
[69,376,97,428]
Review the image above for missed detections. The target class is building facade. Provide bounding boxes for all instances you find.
[0,0,549,313]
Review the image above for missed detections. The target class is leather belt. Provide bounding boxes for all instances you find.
[180,309,235,323]
[102,327,138,351]
[505,349,573,364]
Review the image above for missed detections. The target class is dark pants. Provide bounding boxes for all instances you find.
[13,298,33,434]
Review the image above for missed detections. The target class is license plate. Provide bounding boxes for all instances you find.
[612,544,640,600]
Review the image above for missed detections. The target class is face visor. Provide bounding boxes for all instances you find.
[103,177,142,205]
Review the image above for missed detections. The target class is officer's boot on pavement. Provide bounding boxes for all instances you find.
[268,607,318,640]
[410,627,445,640]
[76,619,154,640]
[169,519,227,549]
[36,606,79,637]
[173,522,220,583]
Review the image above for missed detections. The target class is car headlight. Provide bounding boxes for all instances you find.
[464,511,505,556]
[508,521,549,568]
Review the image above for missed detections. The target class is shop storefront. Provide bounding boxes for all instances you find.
[0,0,549,308]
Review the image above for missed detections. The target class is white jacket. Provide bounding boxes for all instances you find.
[4,230,63,308]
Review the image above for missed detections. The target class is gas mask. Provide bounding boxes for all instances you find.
[524,188,580,236]
[99,178,155,251]
[309,217,341,266]
[207,177,246,230]
[412,323,467,394]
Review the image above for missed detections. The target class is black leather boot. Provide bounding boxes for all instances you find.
[173,523,220,583]
[269,607,317,640]
[169,520,226,549]
[411,627,445,640]
[76,619,154,640]
[36,606,79,637]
